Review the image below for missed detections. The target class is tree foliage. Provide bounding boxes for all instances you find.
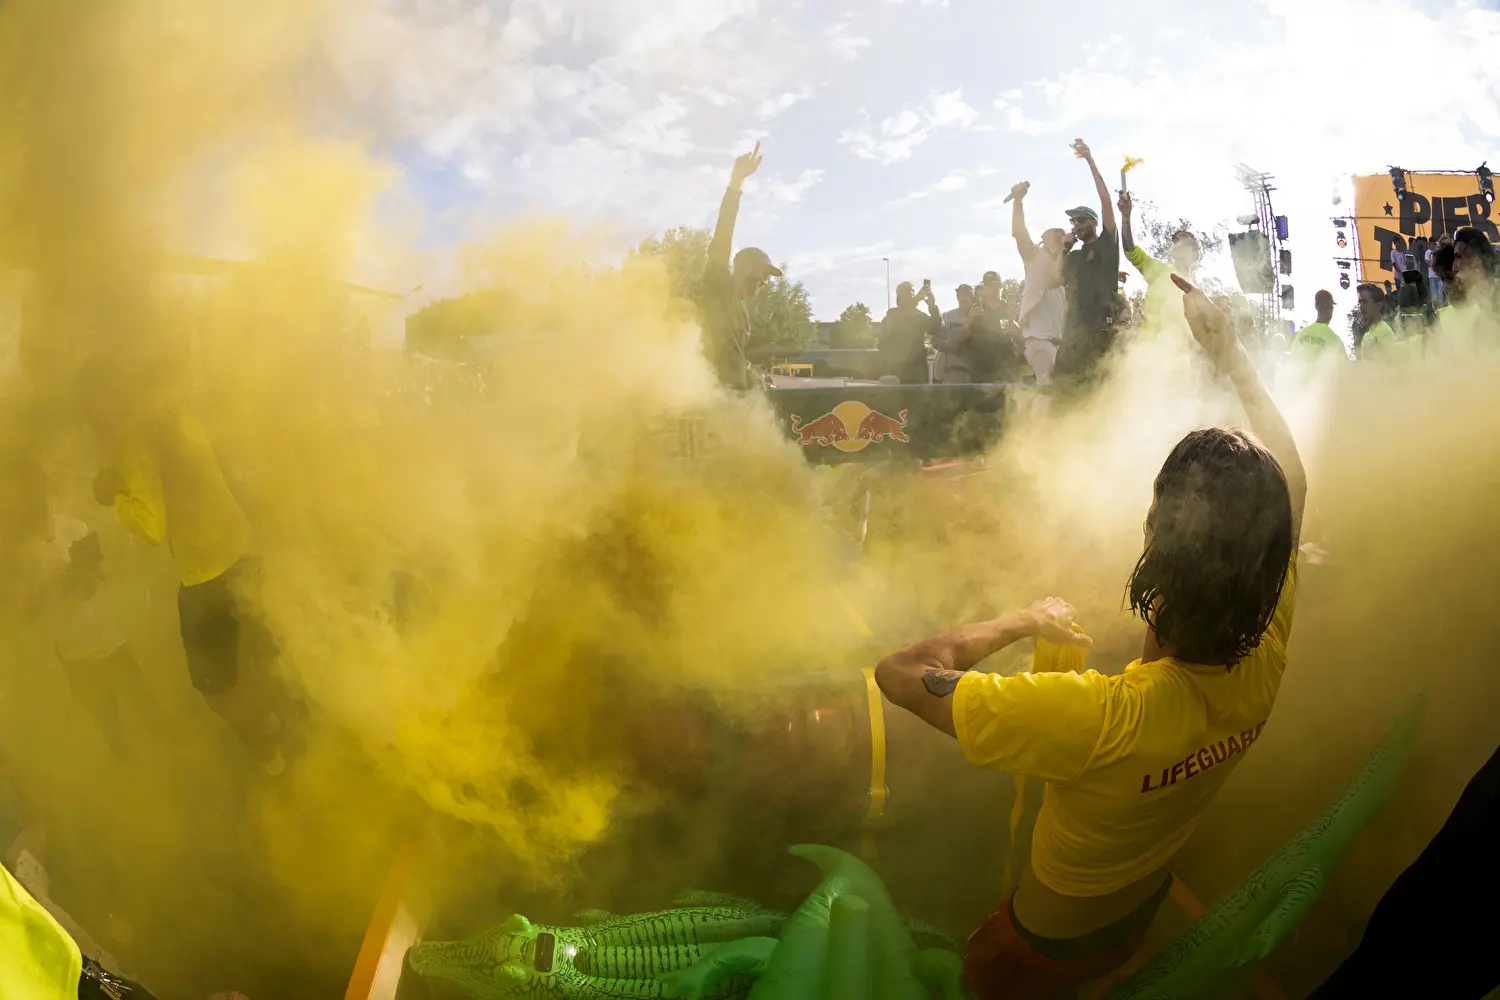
[833,302,875,348]
[1133,199,1229,263]
[632,225,815,350]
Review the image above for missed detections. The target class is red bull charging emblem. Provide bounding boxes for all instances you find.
[790,401,910,452]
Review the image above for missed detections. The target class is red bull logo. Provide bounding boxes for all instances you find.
[790,401,909,452]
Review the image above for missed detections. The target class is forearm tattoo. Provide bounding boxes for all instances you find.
[921,668,964,698]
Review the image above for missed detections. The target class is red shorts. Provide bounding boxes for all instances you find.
[963,880,1169,1000]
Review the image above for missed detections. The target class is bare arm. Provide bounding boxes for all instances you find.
[706,143,763,274]
[1073,139,1115,235]
[1175,275,1308,538]
[874,598,1090,737]
[923,295,942,335]
[1119,189,1136,254]
[1010,183,1037,262]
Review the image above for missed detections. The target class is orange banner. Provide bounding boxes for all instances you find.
[1352,172,1499,285]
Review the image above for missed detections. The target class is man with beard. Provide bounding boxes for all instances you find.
[1054,139,1121,386]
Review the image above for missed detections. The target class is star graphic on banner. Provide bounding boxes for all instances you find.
[1384,202,1394,215]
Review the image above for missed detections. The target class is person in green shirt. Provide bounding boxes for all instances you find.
[1354,283,1401,360]
[1290,290,1347,362]
[1117,189,1198,348]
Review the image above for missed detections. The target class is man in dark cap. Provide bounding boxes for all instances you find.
[1054,138,1120,386]
[700,141,784,390]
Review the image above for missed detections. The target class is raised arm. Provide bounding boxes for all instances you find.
[922,287,942,334]
[1073,139,1115,235]
[706,142,763,274]
[1174,274,1308,538]
[1119,189,1136,253]
[874,598,1090,736]
[1010,182,1037,262]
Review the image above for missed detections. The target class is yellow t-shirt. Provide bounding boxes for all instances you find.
[953,559,1298,897]
[112,410,252,587]
[1123,247,1190,348]
[1290,322,1345,362]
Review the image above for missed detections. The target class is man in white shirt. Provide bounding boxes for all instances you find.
[1009,181,1069,385]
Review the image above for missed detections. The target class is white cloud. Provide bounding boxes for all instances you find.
[895,170,970,202]
[826,19,871,59]
[755,87,814,120]
[762,169,827,204]
[839,90,980,164]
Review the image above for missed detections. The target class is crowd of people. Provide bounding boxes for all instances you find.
[700,140,1500,394]
[695,143,1500,1000]
[6,135,1500,1000]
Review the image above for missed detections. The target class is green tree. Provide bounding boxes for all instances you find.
[833,302,875,348]
[998,277,1023,321]
[1134,199,1229,262]
[632,226,815,350]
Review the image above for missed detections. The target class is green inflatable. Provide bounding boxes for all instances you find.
[406,852,962,1000]
[662,845,964,1000]
[1104,701,1425,1000]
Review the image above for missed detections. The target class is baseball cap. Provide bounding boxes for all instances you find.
[1065,206,1099,222]
[733,247,783,277]
[981,270,1002,285]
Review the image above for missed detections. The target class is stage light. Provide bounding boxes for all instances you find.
[1339,273,1351,290]
[1479,162,1495,203]
[1336,233,1348,248]
[1389,166,1408,201]
[1333,218,1348,228]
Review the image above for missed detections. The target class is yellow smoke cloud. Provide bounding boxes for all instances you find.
[5,2,1500,995]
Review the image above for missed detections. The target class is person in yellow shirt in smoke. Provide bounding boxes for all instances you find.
[77,356,286,774]
[875,276,1305,1000]
[1290,290,1347,363]
[1429,228,1499,357]
[1117,188,1198,351]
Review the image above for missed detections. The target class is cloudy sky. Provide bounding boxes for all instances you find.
[341,0,1500,325]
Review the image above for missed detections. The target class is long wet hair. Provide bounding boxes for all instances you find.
[1127,428,1294,666]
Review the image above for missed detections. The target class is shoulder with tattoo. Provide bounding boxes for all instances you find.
[921,668,965,698]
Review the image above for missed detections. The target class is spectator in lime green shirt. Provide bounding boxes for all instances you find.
[1290,290,1347,362]
[1117,189,1198,348]
[1354,283,1399,359]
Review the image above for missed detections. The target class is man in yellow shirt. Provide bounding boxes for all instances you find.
[79,356,284,773]
[1428,230,1499,357]
[1117,189,1197,351]
[1290,290,1347,362]
[875,277,1306,1000]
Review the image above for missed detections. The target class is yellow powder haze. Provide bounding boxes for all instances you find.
[1,2,1498,997]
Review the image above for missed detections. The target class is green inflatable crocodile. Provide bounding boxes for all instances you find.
[1104,701,1425,1000]
[406,860,961,1000]
[661,845,966,1000]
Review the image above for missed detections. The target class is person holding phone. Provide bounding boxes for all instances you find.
[878,279,942,384]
